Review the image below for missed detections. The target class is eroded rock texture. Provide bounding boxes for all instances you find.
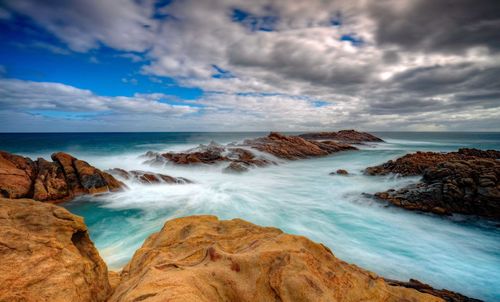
[0,151,123,202]
[0,198,111,302]
[367,148,500,218]
[110,215,444,302]
[107,168,192,184]
[299,129,384,143]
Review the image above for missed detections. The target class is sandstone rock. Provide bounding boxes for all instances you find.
[0,198,111,301]
[384,279,481,302]
[0,151,123,203]
[110,215,444,302]
[299,130,384,143]
[107,168,192,184]
[0,151,36,198]
[336,169,349,175]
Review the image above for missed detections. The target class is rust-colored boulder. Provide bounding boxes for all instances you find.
[0,151,123,203]
[299,130,384,143]
[0,198,111,301]
[107,168,192,184]
[0,151,36,198]
[110,215,444,302]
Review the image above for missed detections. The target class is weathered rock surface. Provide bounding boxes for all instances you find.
[107,168,192,184]
[299,130,384,143]
[365,148,500,176]
[384,279,481,302]
[0,151,123,202]
[110,215,445,302]
[245,132,357,160]
[375,158,500,218]
[334,169,349,175]
[144,133,356,173]
[0,198,111,301]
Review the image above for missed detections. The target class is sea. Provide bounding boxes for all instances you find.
[0,132,499,301]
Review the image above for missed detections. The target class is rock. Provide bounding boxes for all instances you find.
[0,151,124,203]
[106,168,192,184]
[299,130,384,143]
[110,215,445,302]
[384,279,482,302]
[244,132,357,160]
[336,169,349,175]
[0,198,111,301]
[144,133,357,173]
[0,151,36,198]
[374,158,500,219]
[365,148,499,176]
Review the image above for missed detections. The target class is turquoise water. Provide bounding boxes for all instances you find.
[1,132,499,301]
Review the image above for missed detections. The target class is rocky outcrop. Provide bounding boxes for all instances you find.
[106,168,192,184]
[244,132,357,160]
[375,158,500,218]
[0,151,123,202]
[367,148,500,219]
[365,148,500,176]
[144,133,356,173]
[384,279,481,302]
[299,130,384,143]
[110,215,445,302]
[0,198,111,301]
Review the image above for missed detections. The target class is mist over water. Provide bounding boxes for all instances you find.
[1,132,499,301]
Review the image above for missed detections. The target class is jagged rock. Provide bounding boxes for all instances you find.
[107,168,192,184]
[375,158,500,219]
[0,151,36,198]
[110,215,445,302]
[299,130,384,143]
[0,198,111,301]
[365,148,500,176]
[244,132,357,160]
[384,279,482,302]
[0,151,123,202]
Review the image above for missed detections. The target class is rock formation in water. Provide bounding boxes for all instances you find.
[144,132,360,172]
[299,130,384,143]
[364,148,500,176]
[0,198,111,301]
[106,168,192,184]
[0,151,123,202]
[110,215,448,302]
[384,279,481,302]
[366,148,500,219]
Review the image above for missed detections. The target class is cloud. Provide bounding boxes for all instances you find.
[0,79,198,116]
[1,0,499,131]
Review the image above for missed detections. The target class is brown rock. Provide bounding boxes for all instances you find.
[336,169,349,175]
[245,132,357,160]
[0,151,124,203]
[107,168,192,184]
[0,151,36,198]
[0,198,111,301]
[110,215,444,302]
[299,130,384,143]
[384,279,481,302]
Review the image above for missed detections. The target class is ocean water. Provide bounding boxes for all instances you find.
[1,132,499,301]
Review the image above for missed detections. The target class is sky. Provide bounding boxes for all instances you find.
[0,0,499,132]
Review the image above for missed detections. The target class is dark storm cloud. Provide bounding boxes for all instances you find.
[370,0,500,53]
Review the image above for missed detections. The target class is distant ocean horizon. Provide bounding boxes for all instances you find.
[1,131,499,301]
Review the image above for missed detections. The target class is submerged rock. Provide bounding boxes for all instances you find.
[299,130,384,143]
[107,168,192,184]
[0,198,111,301]
[0,151,123,202]
[335,169,349,175]
[110,215,445,302]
